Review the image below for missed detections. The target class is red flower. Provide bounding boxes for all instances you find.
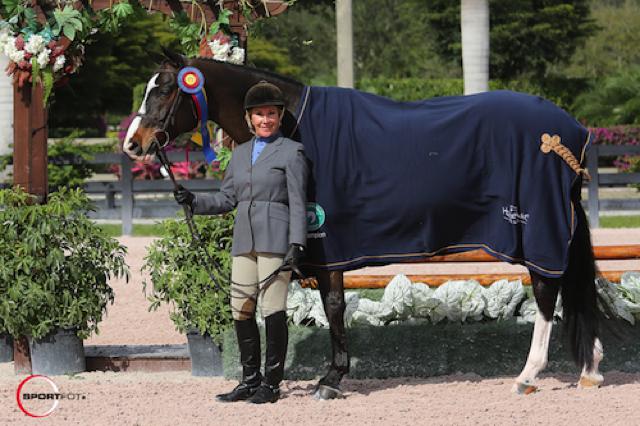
[14,35,24,50]
[211,31,231,45]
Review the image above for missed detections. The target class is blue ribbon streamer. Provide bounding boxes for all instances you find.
[177,67,217,164]
[191,91,217,164]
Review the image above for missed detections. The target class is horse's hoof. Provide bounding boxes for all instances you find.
[512,381,538,395]
[578,375,603,389]
[313,385,344,400]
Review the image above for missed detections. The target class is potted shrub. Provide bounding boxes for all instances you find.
[143,213,234,376]
[0,187,129,375]
[0,325,12,363]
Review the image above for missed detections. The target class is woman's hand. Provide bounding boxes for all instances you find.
[173,185,195,208]
[281,243,305,276]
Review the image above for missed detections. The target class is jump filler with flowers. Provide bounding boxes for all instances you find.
[0,1,135,103]
[201,31,245,64]
[0,26,81,94]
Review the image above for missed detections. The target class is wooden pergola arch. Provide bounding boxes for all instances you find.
[12,0,288,202]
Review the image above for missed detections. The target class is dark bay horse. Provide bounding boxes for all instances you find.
[123,51,605,398]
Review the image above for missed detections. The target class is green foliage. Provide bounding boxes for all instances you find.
[209,8,233,36]
[490,75,590,113]
[142,214,234,344]
[131,83,147,112]
[357,77,463,100]
[563,0,640,79]
[169,11,203,57]
[572,67,640,126]
[247,37,301,79]
[424,0,596,81]
[254,0,456,84]
[0,187,129,339]
[48,13,180,132]
[356,76,586,111]
[352,0,453,79]
[99,1,136,33]
[600,215,640,228]
[211,146,233,181]
[47,131,95,190]
[51,5,85,40]
[96,223,167,237]
[251,2,337,83]
[0,133,118,187]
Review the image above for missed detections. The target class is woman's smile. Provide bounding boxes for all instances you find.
[250,105,282,138]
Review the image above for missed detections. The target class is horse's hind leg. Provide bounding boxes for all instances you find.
[579,337,603,389]
[513,271,560,395]
[314,270,349,400]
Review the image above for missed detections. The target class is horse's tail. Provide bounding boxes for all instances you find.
[560,193,599,370]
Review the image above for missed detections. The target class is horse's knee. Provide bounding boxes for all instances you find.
[325,291,346,312]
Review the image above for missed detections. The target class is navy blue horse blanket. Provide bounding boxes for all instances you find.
[295,87,591,277]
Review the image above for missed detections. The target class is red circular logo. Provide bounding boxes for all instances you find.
[16,375,60,418]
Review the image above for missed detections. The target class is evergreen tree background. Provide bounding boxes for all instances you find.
[46,0,640,132]
[48,12,179,137]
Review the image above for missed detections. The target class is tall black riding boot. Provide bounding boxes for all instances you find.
[215,318,262,402]
[248,311,288,404]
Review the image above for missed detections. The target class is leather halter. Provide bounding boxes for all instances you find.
[136,70,197,151]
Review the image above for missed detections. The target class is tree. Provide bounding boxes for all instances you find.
[253,0,456,85]
[460,0,489,94]
[251,3,337,84]
[563,0,640,79]
[573,67,640,126]
[425,0,596,81]
[247,37,302,78]
[48,13,180,136]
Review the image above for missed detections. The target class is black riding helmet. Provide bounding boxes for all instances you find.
[244,80,286,110]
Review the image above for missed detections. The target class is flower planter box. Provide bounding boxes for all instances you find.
[187,331,223,376]
[0,334,13,363]
[28,328,86,376]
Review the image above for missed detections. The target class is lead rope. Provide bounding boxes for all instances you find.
[156,144,283,318]
[154,84,309,317]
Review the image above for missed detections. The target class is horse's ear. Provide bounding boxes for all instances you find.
[161,47,186,69]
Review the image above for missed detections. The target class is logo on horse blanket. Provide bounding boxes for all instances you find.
[295,87,591,277]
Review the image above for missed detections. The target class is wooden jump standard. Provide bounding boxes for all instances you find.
[308,245,640,288]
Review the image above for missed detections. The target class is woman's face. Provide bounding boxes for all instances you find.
[250,105,281,138]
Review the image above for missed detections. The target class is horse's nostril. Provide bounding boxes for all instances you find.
[127,141,143,156]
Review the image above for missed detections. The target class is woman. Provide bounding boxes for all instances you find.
[174,81,308,404]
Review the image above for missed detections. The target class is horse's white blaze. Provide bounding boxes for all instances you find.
[515,311,553,387]
[123,73,159,158]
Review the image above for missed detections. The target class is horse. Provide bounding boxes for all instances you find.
[123,50,605,399]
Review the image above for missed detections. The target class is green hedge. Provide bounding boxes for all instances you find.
[223,321,640,380]
[355,76,590,114]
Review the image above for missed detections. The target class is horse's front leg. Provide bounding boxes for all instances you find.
[513,272,560,395]
[314,269,349,399]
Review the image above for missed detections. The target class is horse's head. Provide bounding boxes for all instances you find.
[123,51,199,161]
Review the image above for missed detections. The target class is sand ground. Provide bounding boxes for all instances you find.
[2,229,639,425]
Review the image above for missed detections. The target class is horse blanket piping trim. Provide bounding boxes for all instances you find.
[294,86,592,277]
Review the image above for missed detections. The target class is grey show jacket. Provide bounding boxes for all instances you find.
[193,136,308,256]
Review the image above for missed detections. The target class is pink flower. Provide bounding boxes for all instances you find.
[14,35,24,50]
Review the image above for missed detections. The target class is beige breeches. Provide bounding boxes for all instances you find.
[231,252,291,320]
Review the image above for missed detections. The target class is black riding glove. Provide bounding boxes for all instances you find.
[281,243,305,276]
[173,185,195,208]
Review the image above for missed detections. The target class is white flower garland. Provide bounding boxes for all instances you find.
[0,24,76,76]
[206,34,245,65]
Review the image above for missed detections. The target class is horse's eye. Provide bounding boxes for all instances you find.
[159,87,173,96]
